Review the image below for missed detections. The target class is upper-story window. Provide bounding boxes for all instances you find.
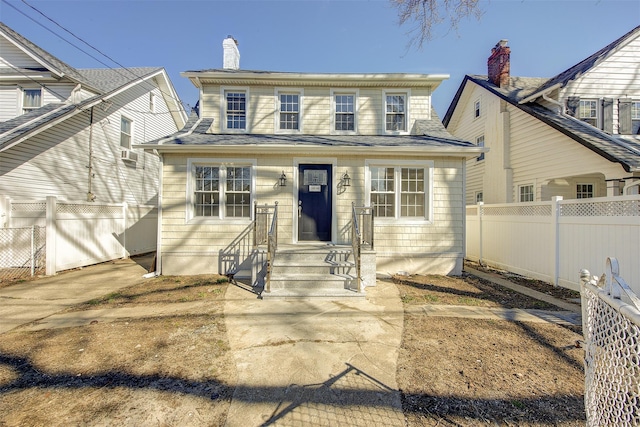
[23,88,42,114]
[385,92,408,133]
[476,135,485,161]
[579,99,598,127]
[474,99,481,119]
[120,116,132,149]
[276,90,302,132]
[631,101,640,134]
[224,89,247,131]
[332,90,357,133]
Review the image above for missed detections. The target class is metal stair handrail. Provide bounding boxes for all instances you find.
[254,202,278,293]
[351,203,374,292]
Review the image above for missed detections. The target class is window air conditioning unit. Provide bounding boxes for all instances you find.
[121,149,138,163]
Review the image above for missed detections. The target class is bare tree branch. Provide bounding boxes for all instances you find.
[392,0,484,49]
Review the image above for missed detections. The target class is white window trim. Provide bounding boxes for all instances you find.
[274,88,303,134]
[186,158,256,224]
[382,89,410,135]
[21,87,42,114]
[518,183,534,202]
[221,87,250,133]
[120,115,134,149]
[330,88,358,135]
[579,98,599,127]
[476,135,485,161]
[149,92,156,113]
[474,98,481,119]
[365,159,434,224]
[475,191,483,203]
[576,182,595,199]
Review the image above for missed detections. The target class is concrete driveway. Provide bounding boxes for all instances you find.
[0,255,152,334]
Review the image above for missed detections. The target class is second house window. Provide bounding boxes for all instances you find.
[333,92,356,132]
[385,93,407,132]
[225,90,247,130]
[277,91,301,131]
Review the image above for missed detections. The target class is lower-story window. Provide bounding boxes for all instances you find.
[576,183,594,199]
[188,159,254,221]
[367,160,432,221]
[519,184,534,202]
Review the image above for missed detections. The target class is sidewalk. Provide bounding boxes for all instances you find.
[0,255,153,334]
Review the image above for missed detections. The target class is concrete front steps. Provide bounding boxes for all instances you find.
[261,244,366,299]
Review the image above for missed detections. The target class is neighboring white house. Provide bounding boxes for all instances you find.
[443,26,640,205]
[0,22,187,214]
[138,37,483,296]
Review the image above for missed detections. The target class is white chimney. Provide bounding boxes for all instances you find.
[223,36,240,70]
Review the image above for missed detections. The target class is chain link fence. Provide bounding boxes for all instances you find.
[581,258,640,427]
[0,226,46,282]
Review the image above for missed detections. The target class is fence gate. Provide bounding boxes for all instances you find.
[0,225,46,281]
[580,258,640,426]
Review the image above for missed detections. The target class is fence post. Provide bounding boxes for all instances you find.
[0,195,9,228]
[30,225,35,276]
[551,196,563,287]
[477,202,484,265]
[45,196,57,275]
[122,202,129,259]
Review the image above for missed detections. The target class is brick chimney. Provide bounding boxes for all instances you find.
[223,36,240,70]
[488,39,510,87]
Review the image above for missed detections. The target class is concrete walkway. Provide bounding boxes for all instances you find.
[0,255,152,334]
[222,281,406,426]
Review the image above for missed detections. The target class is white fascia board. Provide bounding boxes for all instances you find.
[518,83,563,105]
[136,143,484,158]
[181,71,449,88]
[154,68,188,126]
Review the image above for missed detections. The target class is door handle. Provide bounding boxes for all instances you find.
[298,201,302,218]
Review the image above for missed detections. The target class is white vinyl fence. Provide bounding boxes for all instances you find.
[466,195,640,294]
[2,196,156,276]
[580,258,640,427]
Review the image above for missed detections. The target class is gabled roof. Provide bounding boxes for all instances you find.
[138,109,482,157]
[528,25,640,99]
[0,23,187,152]
[443,75,640,172]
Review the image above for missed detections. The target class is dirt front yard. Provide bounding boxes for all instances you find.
[0,268,585,426]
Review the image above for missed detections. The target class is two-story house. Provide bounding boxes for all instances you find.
[139,37,483,296]
[0,22,187,210]
[443,26,640,205]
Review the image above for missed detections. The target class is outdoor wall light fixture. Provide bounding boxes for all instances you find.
[279,171,287,187]
[342,171,351,187]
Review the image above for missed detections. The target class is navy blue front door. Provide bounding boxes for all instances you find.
[298,164,332,241]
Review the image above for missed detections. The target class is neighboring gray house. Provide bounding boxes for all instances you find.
[138,37,483,296]
[0,22,187,218]
[444,26,640,205]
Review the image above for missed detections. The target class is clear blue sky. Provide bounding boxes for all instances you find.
[2,0,639,117]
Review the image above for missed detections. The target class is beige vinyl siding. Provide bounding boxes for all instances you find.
[161,153,464,276]
[200,85,433,135]
[508,105,622,201]
[447,85,488,204]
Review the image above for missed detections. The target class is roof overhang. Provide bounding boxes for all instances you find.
[181,71,449,90]
[137,142,485,159]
